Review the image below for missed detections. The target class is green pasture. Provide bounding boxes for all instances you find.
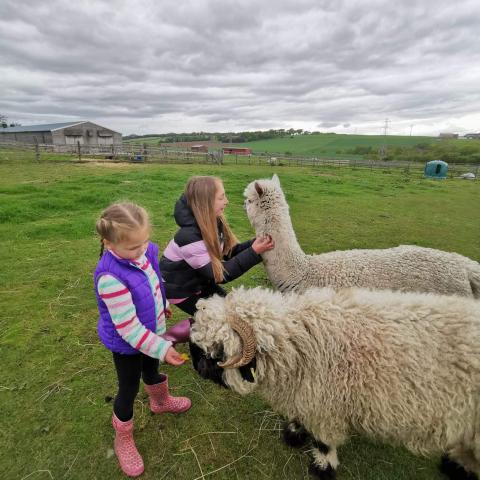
[123,133,436,154]
[239,133,437,156]
[123,133,480,164]
[0,156,479,480]
[123,136,168,146]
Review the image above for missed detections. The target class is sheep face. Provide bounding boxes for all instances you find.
[191,294,259,395]
[243,174,287,235]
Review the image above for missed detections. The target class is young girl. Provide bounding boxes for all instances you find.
[160,176,274,315]
[94,202,191,478]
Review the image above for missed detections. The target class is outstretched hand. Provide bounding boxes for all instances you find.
[252,235,275,254]
[164,346,186,366]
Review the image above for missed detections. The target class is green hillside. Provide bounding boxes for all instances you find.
[238,134,436,156]
[123,136,168,145]
[122,133,480,163]
[123,133,436,152]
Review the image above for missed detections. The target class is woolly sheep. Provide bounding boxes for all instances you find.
[243,174,480,298]
[190,286,480,479]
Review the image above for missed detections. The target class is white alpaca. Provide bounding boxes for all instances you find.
[244,175,480,298]
[191,286,480,479]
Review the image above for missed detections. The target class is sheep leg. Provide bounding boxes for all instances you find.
[440,446,479,480]
[308,439,338,480]
[283,420,311,448]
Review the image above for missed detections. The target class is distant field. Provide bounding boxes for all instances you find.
[1,157,479,480]
[123,133,480,163]
[123,136,173,145]
[124,133,439,157]
[238,134,438,156]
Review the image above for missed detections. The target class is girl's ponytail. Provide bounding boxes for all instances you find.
[99,239,105,259]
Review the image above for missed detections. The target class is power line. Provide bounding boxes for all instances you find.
[380,118,389,160]
[383,118,390,136]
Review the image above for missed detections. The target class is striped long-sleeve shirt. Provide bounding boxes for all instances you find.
[97,253,172,361]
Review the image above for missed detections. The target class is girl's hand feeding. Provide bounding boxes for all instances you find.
[252,235,275,254]
[164,346,186,366]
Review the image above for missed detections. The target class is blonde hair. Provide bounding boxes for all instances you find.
[96,202,150,257]
[185,176,238,282]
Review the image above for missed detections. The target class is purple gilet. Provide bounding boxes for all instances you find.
[94,242,163,355]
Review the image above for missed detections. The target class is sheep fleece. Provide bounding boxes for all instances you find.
[192,286,480,456]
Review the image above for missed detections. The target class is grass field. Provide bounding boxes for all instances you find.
[123,133,439,156]
[125,133,442,156]
[238,134,438,156]
[123,133,480,164]
[1,157,479,480]
[123,136,175,146]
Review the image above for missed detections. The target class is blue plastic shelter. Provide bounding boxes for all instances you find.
[424,160,448,179]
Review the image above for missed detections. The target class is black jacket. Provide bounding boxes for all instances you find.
[160,194,261,299]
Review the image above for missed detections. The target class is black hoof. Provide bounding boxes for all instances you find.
[282,420,310,448]
[308,461,336,480]
[440,455,478,480]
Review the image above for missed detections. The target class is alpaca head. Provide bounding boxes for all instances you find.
[243,174,288,235]
[191,287,280,394]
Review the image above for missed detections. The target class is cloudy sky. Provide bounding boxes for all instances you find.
[1,0,480,136]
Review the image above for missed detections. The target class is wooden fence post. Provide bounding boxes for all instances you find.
[34,138,40,162]
[77,141,81,162]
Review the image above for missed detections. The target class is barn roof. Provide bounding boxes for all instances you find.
[0,121,87,133]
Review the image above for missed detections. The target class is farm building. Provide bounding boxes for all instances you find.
[439,132,459,139]
[0,121,122,147]
[465,133,480,139]
[191,144,209,152]
[223,147,252,155]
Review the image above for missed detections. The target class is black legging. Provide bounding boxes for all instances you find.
[112,352,164,421]
[175,284,227,316]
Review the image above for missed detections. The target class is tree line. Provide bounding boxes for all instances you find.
[124,128,319,143]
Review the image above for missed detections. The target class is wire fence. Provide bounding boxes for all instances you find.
[0,141,478,178]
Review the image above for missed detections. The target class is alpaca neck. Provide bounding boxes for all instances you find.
[260,213,308,289]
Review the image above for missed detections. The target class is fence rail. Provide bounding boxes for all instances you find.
[0,141,478,178]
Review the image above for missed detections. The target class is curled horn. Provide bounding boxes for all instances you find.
[218,310,257,369]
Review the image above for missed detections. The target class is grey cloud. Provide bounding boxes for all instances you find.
[1,0,479,134]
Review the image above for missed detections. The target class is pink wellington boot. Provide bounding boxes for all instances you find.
[144,375,191,414]
[112,413,144,477]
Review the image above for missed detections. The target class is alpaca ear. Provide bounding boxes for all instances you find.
[254,182,264,197]
[272,174,281,187]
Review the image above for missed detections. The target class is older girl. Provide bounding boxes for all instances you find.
[160,176,274,316]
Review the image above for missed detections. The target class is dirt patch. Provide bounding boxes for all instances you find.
[74,160,139,168]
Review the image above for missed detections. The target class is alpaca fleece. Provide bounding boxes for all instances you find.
[244,175,480,298]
